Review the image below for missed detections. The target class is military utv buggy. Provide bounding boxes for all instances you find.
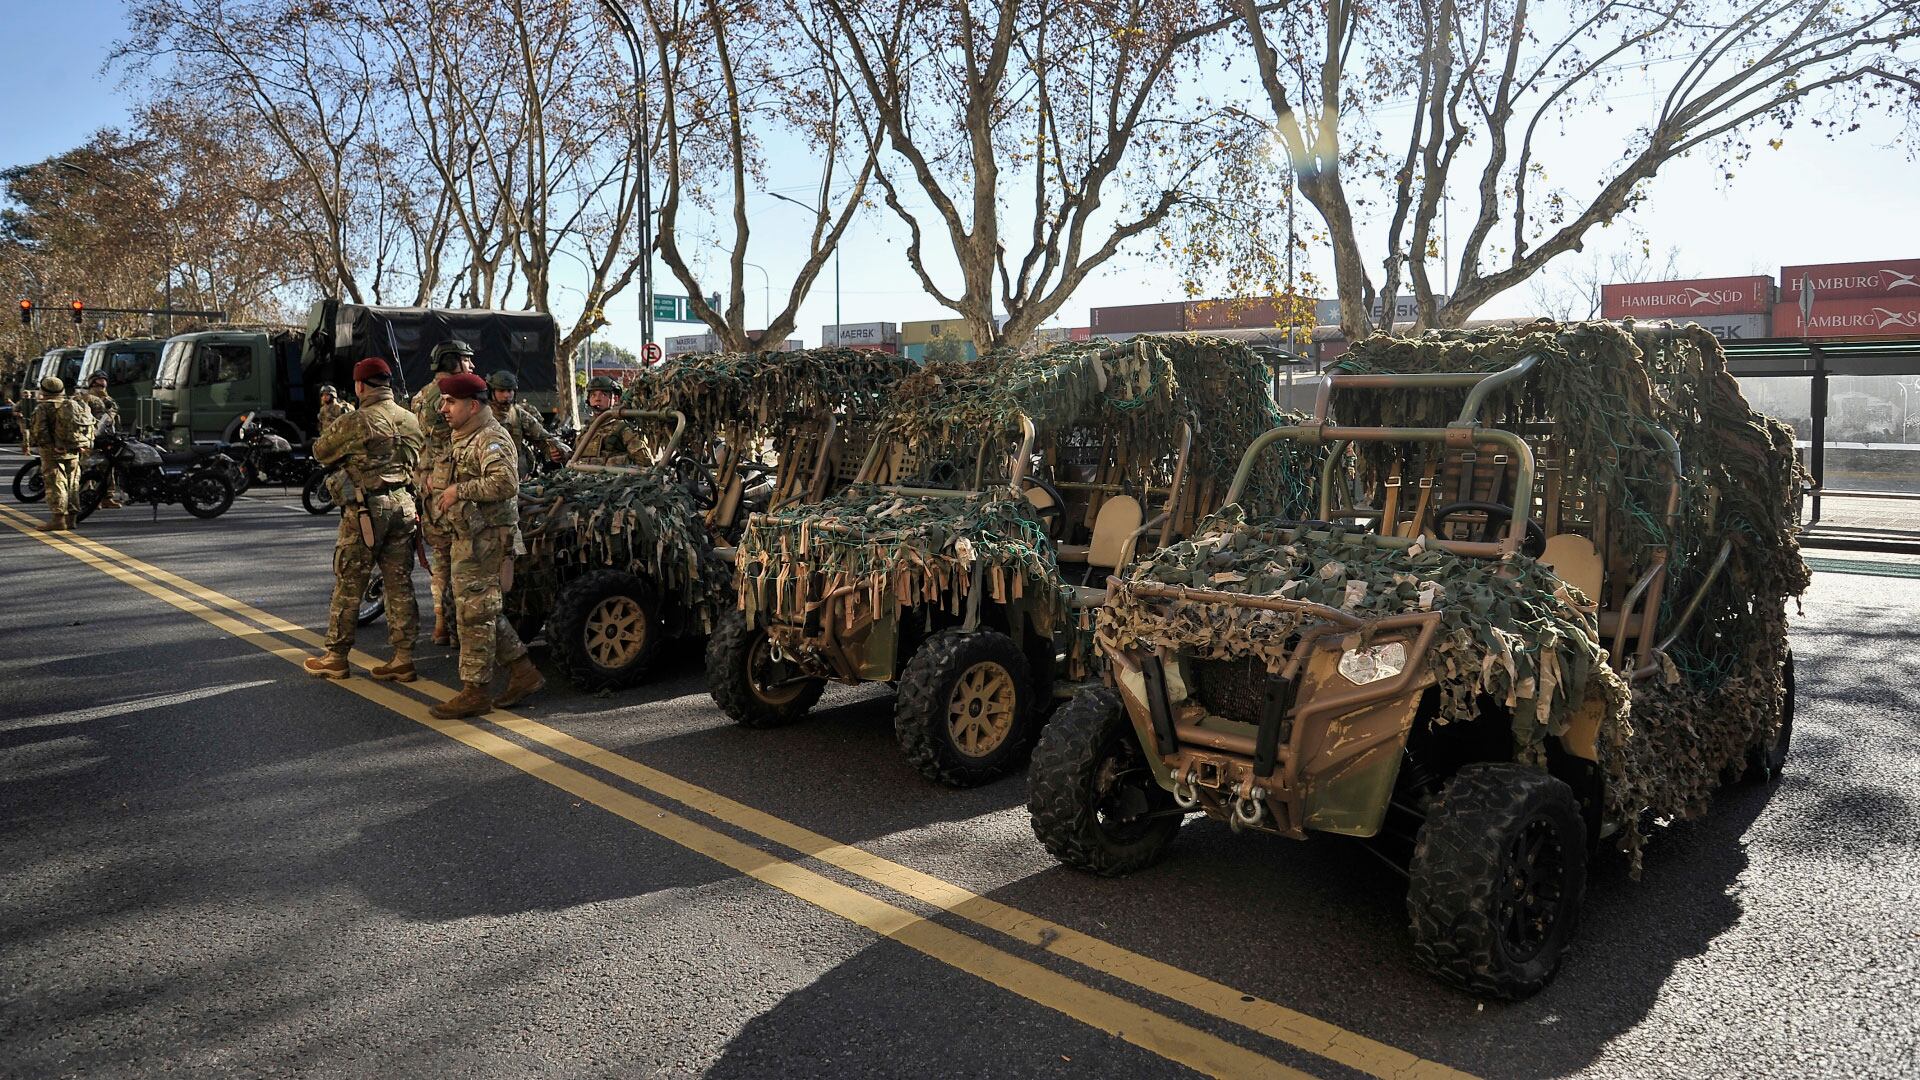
[1027,321,1807,999]
[506,348,914,690]
[713,337,1316,787]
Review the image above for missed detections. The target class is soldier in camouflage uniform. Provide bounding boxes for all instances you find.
[82,372,125,508]
[415,340,477,645]
[303,358,425,681]
[486,370,564,476]
[316,384,355,434]
[428,371,545,719]
[26,377,94,532]
[573,375,650,465]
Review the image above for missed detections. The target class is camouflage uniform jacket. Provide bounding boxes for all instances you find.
[28,393,94,456]
[414,380,458,535]
[447,416,521,541]
[313,388,424,499]
[489,400,560,474]
[573,409,649,465]
[318,399,356,434]
[81,388,118,431]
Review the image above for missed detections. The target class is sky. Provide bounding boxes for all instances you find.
[3,2,1915,356]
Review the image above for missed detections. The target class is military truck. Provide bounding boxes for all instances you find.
[147,304,560,451]
[16,348,87,442]
[712,338,1315,787]
[508,347,915,690]
[1027,321,1805,999]
[76,337,166,430]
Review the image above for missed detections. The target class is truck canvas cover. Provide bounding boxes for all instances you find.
[304,300,559,398]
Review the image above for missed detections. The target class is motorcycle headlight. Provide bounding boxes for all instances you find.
[1337,642,1407,686]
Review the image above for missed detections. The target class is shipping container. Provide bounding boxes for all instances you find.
[1773,298,1920,338]
[1089,301,1186,334]
[1312,294,1446,327]
[822,322,900,347]
[902,319,969,345]
[1780,258,1920,303]
[1185,296,1290,330]
[1068,326,1092,341]
[903,340,979,363]
[1601,276,1773,318]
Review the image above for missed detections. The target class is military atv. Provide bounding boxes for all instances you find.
[713,337,1316,787]
[507,348,915,690]
[1027,321,1806,1000]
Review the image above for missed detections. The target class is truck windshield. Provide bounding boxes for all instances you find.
[155,340,192,390]
[81,344,107,382]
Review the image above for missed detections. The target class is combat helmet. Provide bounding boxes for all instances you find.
[316,383,339,398]
[585,375,621,393]
[487,370,520,392]
[430,339,476,372]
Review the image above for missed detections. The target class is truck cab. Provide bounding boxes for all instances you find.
[149,329,307,449]
[77,338,166,431]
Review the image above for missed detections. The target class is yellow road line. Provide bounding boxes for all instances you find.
[0,507,1316,1080]
[4,505,1475,1080]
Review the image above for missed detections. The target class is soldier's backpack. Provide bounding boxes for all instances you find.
[53,398,94,453]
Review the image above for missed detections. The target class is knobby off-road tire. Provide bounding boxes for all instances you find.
[1745,648,1795,782]
[13,459,45,503]
[1406,763,1588,1001]
[706,609,825,729]
[894,628,1035,788]
[1028,688,1183,876]
[547,570,661,691]
[302,471,336,515]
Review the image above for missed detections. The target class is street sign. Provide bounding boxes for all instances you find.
[651,293,720,323]
[643,342,663,364]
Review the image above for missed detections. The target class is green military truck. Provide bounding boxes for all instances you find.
[147,304,560,450]
[17,348,87,442]
[77,337,167,431]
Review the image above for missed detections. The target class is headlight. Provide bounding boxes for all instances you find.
[1337,642,1407,686]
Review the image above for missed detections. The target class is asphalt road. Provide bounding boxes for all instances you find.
[2,447,1916,1079]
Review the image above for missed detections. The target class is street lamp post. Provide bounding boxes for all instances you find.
[596,1,654,349]
[743,262,771,333]
[764,190,839,341]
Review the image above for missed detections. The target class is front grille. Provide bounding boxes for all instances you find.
[1190,659,1270,726]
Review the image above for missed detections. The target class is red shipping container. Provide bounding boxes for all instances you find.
[1090,301,1186,334]
[1601,276,1772,318]
[1772,298,1920,338]
[1068,326,1092,341]
[1184,296,1312,330]
[1780,259,1920,303]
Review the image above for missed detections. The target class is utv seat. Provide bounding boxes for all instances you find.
[1539,534,1604,606]
[1056,494,1143,567]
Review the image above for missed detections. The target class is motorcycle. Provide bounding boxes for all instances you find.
[227,413,318,494]
[73,429,238,522]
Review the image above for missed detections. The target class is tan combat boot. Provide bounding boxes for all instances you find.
[303,652,351,679]
[495,656,545,708]
[56,513,75,533]
[368,652,417,683]
[430,683,494,719]
[36,514,60,533]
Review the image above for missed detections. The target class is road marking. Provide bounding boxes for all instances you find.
[0,506,1322,1080]
[1,503,1477,1080]
[2,679,276,730]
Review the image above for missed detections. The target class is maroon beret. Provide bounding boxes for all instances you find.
[438,371,489,401]
[352,357,392,382]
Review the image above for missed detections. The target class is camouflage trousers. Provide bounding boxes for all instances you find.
[39,452,80,518]
[324,493,420,656]
[452,524,527,685]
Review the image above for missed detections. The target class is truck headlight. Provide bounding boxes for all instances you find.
[1337,642,1406,686]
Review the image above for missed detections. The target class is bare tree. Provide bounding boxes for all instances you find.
[819,0,1274,351]
[1239,0,1920,338]
[1526,244,1687,320]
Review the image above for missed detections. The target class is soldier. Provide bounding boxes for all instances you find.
[316,383,355,434]
[428,371,544,719]
[25,377,94,533]
[303,358,425,681]
[573,374,650,465]
[415,340,476,645]
[486,370,564,476]
[82,372,125,509]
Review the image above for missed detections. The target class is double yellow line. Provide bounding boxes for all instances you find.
[0,502,1473,1080]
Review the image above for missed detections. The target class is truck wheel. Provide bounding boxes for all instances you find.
[548,570,661,690]
[13,459,44,503]
[301,471,336,515]
[1407,763,1587,1001]
[182,472,235,519]
[894,628,1035,787]
[1745,648,1794,781]
[1028,688,1182,875]
[706,610,824,728]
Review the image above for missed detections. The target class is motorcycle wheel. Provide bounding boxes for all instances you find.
[73,471,106,523]
[301,471,337,515]
[12,459,44,503]
[183,471,236,519]
[229,461,252,496]
[357,575,386,626]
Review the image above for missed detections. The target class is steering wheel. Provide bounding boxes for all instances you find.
[1018,475,1069,541]
[669,452,718,510]
[1429,500,1547,558]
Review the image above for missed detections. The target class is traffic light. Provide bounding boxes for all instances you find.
[70,300,84,325]
[17,299,30,326]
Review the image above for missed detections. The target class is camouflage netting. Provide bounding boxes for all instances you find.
[734,338,1323,667]
[624,346,918,447]
[1108,320,1807,872]
[510,467,733,633]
